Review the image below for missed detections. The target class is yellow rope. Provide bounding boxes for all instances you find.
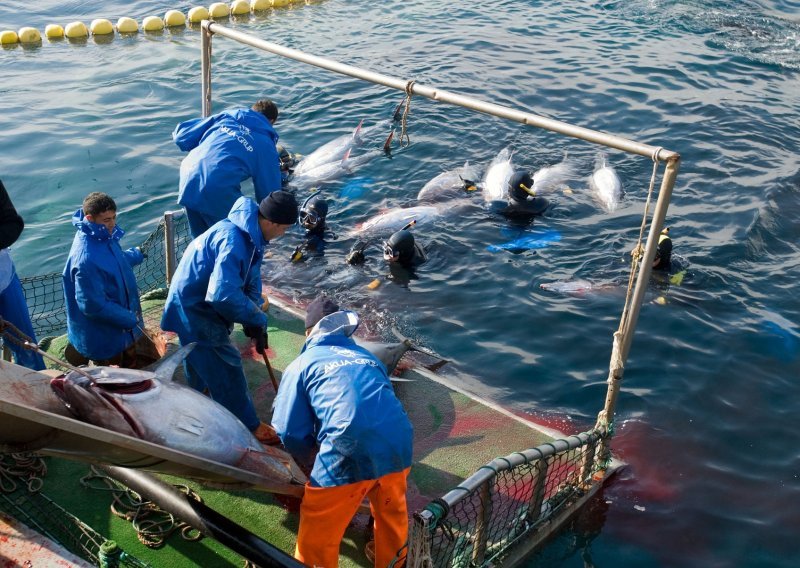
[398,80,416,147]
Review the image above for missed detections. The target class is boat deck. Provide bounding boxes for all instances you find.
[0,297,558,567]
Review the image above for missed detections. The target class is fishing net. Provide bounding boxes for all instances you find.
[407,429,609,568]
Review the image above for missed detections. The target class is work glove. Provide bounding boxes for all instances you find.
[243,325,267,355]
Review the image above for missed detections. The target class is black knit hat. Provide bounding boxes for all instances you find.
[258,191,298,225]
[305,295,340,330]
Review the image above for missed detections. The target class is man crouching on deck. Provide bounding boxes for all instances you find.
[271,295,413,568]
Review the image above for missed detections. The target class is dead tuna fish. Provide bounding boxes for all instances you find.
[353,204,442,236]
[355,329,448,375]
[589,154,623,212]
[417,162,481,203]
[288,146,387,190]
[49,345,306,486]
[482,147,515,202]
[292,119,391,177]
[531,155,578,195]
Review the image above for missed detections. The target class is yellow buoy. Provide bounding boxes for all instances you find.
[64,21,89,38]
[209,3,231,18]
[142,16,165,31]
[251,0,270,10]
[188,6,210,23]
[272,0,290,6]
[231,0,250,14]
[164,10,186,27]
[366,279,381,290]
[90,19,114,35]
[116,17,138,34]
[17,27,41,43]
[45,24,64,39]
[0,30,18,45]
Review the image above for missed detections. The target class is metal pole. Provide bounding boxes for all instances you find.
[598,155,681,430]
[99,466,305,568]
[204,23,678,162]
[201,21,212,117]
[164,211,177,285]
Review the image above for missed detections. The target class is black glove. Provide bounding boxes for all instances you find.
[243,325,267,355]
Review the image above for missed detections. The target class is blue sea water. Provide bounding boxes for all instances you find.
[2,1,799,566]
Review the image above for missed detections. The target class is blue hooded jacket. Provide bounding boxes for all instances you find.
[272,310,414,488]
[174,108,282,222]
[63,210,144,360]
[161,197,269,345]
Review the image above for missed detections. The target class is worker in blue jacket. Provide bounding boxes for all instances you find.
[0,179,45,370]
[272,295,413,568]
[63,192,153,368]
[162,191,298,442]
[174,98,283,237]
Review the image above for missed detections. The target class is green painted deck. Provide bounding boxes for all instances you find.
[3,297,557,567]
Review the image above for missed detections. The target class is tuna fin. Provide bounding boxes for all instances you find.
[383,129,395,154]
[389,328,449,371]
[154,343,196,382]
[352,119,364,141]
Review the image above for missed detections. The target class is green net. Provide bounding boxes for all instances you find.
[408,430,607,568]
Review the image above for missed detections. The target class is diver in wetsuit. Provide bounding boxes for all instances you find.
[277,143,300,187]
[653,227,672,272]
[500,170,550,218]
[290,192,334,262]
[382,229,427,269]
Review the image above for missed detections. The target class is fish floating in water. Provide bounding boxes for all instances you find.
[353,204,442,236]
[291,119,392,179]
[589,153,623,212]
[531,155,578,195]
[482,147,515,202]
[49,345,307,487]
[417,162,482,203]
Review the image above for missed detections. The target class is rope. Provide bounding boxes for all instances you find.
[0,453,47,494]
[0,316,98,382]
[398,80,416,148]
[618,149,663,336]
[80,466,204,549]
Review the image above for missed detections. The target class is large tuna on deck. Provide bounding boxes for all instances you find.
[49,345,306,487]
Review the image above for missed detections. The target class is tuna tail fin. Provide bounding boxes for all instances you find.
[153,343,196,382]
[383,129,395,155]
[389,328,450,372]
[352,119,364,143]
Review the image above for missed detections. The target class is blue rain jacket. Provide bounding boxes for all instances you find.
[272,311,414,488]
[63,211,144,360]
[161,197,268,345]
[174,108,282,222]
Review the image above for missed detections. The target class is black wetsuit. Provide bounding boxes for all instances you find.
[654,234,672,271]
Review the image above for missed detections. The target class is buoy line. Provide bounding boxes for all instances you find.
[1,0,314,46]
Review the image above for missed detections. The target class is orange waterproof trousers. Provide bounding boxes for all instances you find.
[295,467,411,568]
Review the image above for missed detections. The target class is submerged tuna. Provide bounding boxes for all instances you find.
[531,155,578,195]
[49,345,306,487]
[417,162,482,203]
[292,119,391,177]
[354,204,443,235]
[589,154,623,212]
